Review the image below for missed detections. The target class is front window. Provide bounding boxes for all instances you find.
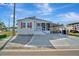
[37,23,40,27]
[27,22,32,28]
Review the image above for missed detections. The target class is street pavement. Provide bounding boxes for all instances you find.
[0,41,7,48]
[0,49,79,56]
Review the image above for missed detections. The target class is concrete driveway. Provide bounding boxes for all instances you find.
[4,35,33,49]
[4,34,79,49]
[25,34,69,48]
[50,35,79,49]
[27,34,79,49]
[11,35,33,45]
[26,35,55,48]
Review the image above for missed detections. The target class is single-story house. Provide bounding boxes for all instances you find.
[17,16,59,35]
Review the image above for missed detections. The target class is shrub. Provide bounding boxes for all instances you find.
[70,30,79,33]
[0,34,7,39]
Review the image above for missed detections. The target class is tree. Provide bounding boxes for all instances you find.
[0,21,7,31]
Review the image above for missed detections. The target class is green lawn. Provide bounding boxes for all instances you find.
[0,31,13,40]
[0,34,7,40]
[68,32,79,37]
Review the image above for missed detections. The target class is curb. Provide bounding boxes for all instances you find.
[2,49,79,52]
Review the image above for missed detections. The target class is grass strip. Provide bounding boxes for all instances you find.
[68,33,79,37]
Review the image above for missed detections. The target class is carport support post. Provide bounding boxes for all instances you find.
[12,3,16,36]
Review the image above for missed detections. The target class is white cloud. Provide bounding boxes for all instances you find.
[57,12,79,23]
[16,8,33,15]
[0,3,7,5]
[0,3,13,10]
[15,8,35,19]
[34,3,53,15]
[16,8,29,12]
[0,3,13,6]
[54,4,73,11]
[34,4,73,16]
[9,4,14,7]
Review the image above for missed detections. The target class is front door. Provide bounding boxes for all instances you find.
[46,23,50,31]
[41,23,45,31]
[36,23,42,31]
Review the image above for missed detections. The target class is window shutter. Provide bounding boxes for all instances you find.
[21,22,23,28]
[30,22,32,28]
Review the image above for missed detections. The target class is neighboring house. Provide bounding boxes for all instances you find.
[67,22,79,32]
[50,24,64,33]
[0,21,6,32]
[17,16,58,35]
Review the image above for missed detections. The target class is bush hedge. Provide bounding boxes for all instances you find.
[70,30,79,33]
[0,34,7,39]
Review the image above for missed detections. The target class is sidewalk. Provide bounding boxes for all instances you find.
[0,36,11,49]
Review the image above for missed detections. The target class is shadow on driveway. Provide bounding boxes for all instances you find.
[11,35,33,45]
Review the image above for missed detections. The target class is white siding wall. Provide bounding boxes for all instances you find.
[35,20,50,34]
[17,19,51,35]
[67,24,79,32]
[35,20,50,31]
[75,24,79,32]
[17,19,35,35]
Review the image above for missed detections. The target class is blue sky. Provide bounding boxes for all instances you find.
[0,3,79,27]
